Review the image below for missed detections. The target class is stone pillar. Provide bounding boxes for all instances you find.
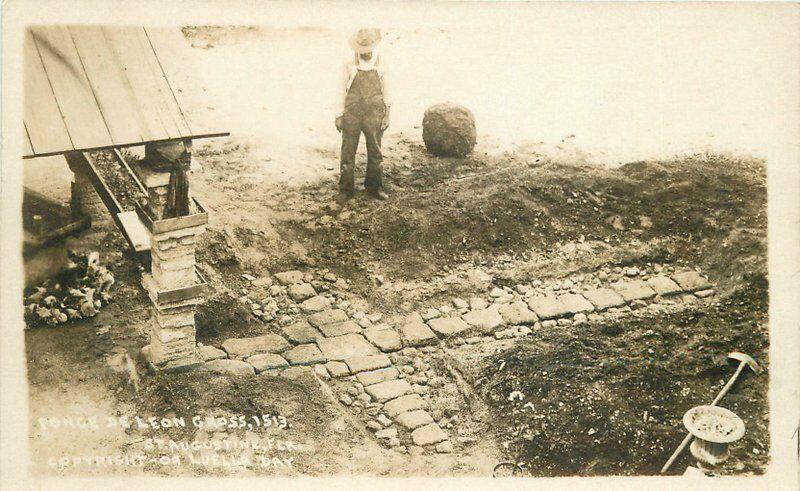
[142,223,205,370]
[136,140,205,371]
[64,153,111,226]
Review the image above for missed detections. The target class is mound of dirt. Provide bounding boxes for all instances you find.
[133,368,347,475]
[474,274,769,476]
[195,294,267,347]
[288,145,766,295]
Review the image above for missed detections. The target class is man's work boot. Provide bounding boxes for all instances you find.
[368,188,389,201]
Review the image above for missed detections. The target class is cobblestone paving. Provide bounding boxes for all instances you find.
[193,265,716,455]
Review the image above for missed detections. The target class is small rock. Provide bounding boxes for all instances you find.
[435,441,454,453]
[452,298,468,309]
[411,423,448,446]
[199,345,227,362]
[325,360,350,378]
[421,308,442,321]
[288,283,317,302]
[299,295,332,313]
[313,364,331,380]
[375,427,398,440]
[468,297,488,310]
[274,271,304,285]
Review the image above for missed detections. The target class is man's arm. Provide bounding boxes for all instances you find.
[336,61,350,131]
[381,60,391,131]
[339,61,351,118]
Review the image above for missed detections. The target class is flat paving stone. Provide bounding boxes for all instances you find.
[345,353,391,373]
[558,293,595,314]
[527,296,571,320]
[356,367,399,386]
[202,359,255,375]
[498,301,538,325]
[384,394,429,417]
[364,379,412,402]
[611,280,657,301]
[364,327,402,352]
[280,366,314,380]
[398,322,439,347]
[247,353,289,373]
[308,309,349,328]
[318,320,362,337]
[671,271,712,292]
[461,305,504,333]
[288,283,316,302]
[647,275,683,296]
[282,320,324,344]
[317,333,378,361]
[222,334,290,359]
[411,423,448,446]
[325,361,350,378]
[396,409,434,430]
[404,312,425,325]
[283,344,327,366]
[198,345,227,362]
[582,288,626,311]
[428,317,471,337]
[300,295,332,313]
[274,270,304,285]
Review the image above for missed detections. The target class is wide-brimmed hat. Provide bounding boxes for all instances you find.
[349,28,382,54]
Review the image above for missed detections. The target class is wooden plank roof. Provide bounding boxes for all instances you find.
[23,26,228,159]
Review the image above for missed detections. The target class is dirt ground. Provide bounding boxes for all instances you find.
[23,25,769,478]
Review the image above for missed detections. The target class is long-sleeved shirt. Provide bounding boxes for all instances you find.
[338,51,390,117]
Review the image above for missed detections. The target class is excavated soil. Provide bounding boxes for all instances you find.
[188,136,769,476]
[474,273,769,476]
[283,144,766,305]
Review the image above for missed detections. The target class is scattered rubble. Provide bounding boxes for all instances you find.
[24,250,115,327]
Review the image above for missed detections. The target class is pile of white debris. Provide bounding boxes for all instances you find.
[24,251,115,327]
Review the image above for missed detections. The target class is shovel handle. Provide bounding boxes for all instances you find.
[661,433,694,474]
[711,362,746,406]
[660,361,748,473]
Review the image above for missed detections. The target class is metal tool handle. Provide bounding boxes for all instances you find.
[660,361,746,473]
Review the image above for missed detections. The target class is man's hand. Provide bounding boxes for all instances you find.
[335,115,343,132]
[380,111,390,132]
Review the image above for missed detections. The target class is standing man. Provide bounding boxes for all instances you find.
[335,28,390,201]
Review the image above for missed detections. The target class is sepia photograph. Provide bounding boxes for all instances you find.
[1,1,798,488]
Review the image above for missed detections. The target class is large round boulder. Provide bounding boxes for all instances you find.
[422,103,477,157]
